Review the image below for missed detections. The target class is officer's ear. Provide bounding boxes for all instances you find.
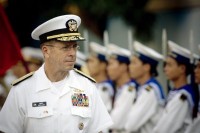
[41,43,50,58]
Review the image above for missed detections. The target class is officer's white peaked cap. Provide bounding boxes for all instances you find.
[31,14,85,43]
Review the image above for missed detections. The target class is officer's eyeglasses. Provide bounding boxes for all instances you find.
[46,44,80,51]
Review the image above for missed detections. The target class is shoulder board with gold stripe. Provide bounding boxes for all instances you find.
[11,71,35,86]
[145,85,152,91]
[73,68,96,83]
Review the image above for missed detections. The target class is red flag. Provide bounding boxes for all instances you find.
[0,4,23,76]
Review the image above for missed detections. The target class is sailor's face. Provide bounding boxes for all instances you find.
[86,56,101,77]
[107,58,121,81]
[164,57,182,81]
[129,56,144,80]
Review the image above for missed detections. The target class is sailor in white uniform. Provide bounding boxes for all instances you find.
[87,42,115,113]
[107,43,138,133]
[153,40,199,133]
[184,45,200,133]
[125,41,165,133]
[0,14,113,133]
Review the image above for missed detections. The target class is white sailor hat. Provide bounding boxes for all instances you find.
[89,42,108,62]
[22,47,44,65]
[31,14,85,43]
[133,41,164,67]
[168,40,192,65]
[107,43,131,64]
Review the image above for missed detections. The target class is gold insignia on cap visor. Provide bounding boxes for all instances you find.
[47,33,84,41]
[31,15,85,43]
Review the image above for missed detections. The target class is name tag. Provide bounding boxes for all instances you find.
[32,102,47,107]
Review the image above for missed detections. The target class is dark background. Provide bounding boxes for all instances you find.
[2,0,200,48]
[3,0,154,48]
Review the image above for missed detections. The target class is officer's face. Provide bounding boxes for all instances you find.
[164,57,182,81]
[43,41,78,72]
[129,56,145,80]
[194,61,200,84]
[86,56,101,77]
[107,58,121,81]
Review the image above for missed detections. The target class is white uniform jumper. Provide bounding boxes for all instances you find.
[125,78,165,133]
[110,80,138,132]
[153,84,196,133]
[95,80,114,112]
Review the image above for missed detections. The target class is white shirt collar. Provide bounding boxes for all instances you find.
[35,64,85,93]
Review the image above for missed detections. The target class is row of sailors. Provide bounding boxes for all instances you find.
[76,40,200,133]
